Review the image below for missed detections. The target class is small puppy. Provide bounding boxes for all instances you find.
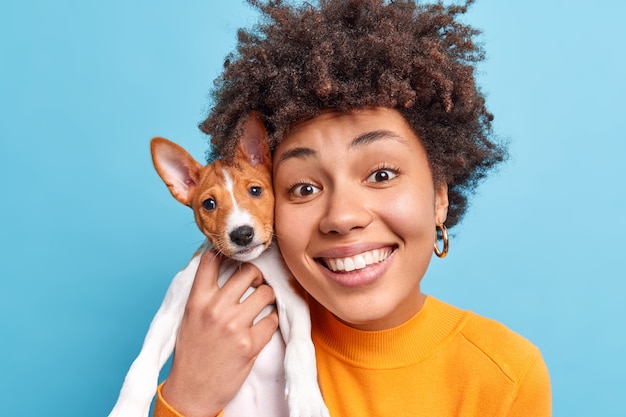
[108,113,329,417]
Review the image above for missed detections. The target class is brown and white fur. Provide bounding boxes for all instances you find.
[108,114,329,417]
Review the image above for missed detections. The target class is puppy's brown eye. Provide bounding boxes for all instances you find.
[202,198,216,211]
[249,186,263,197]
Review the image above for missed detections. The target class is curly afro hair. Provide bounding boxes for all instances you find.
[200,0,507,228]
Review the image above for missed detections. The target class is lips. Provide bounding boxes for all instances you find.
[319,247,394,272]
[231,243,268,262]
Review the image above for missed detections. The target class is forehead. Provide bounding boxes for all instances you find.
[273,107,425,165]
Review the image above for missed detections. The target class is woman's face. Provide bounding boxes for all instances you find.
[273,108,448,331]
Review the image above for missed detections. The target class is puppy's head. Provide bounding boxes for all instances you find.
[151,113,274,261]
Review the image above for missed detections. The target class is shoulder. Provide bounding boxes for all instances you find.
[428,297,552,415]
[431,297,544,383]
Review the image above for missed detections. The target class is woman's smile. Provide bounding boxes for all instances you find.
[320,246,395,273]
[315,246,397,289]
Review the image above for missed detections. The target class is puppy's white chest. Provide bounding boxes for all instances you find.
[224,330,288,417]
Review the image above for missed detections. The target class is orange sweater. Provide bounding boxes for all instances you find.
[154,296,551,417]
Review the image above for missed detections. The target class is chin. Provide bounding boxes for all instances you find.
[324,289,424,331]
[330,299,399,330]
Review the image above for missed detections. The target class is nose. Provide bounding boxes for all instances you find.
[318,187,373,235]
[230,225,255,246]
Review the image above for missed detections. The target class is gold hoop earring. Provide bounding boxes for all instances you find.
[434,224,449,258]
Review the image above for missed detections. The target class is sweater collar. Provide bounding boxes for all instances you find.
[310,296,468,369]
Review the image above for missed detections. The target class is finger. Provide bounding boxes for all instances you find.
[220,262,265,300]
[250,309,280,352]
[243,283,276,313]
[187,250,222,302]
[231,283,277,325]
[247,265,266,288]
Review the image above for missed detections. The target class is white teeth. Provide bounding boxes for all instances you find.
[324,249,391,272]
[344,258,355,271]
[354,255,366,270]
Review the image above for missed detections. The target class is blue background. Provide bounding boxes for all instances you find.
[1,1,624,415]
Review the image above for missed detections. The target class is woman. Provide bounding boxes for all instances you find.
[154,1,551,416]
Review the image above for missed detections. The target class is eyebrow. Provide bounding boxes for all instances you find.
[351,129,404,148]
[276,129,405,167]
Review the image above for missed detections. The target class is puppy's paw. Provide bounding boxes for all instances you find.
[287,389,330,417]
[283,340,330,417]
[285,370,330,417]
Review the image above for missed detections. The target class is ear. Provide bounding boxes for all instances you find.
[150,137,204,206]
[235,111,271,169]
[434,183,449,225]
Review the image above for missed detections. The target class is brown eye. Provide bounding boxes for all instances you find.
[367,168,398,183]
[292,184,320,197]
[249,186,263,197]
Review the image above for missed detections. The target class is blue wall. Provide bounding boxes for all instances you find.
[1,1,624,415]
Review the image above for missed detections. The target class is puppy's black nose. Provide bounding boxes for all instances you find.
[230,226,255,247]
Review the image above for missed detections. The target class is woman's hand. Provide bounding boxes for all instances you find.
[161,250,279,417]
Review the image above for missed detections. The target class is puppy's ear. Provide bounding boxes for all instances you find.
[150,137,203,206]
[237,111,271,169]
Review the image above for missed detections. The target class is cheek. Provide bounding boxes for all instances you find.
[275,199,306,255]
[380,187,436,241]
[274,199,290,243]
[275,210,310,289]
[274,198,322,291]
